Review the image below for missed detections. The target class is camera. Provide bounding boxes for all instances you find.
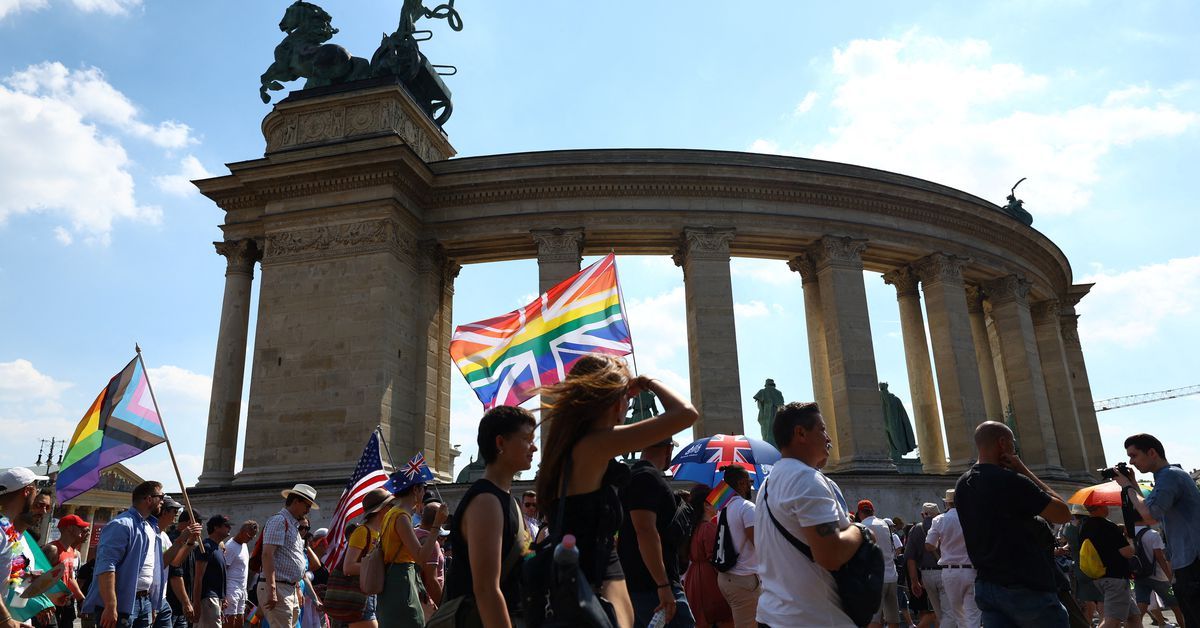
[1099,461,1132,481]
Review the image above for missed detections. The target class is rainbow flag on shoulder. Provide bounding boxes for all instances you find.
[450,253,633,409]
[57,355,166,504]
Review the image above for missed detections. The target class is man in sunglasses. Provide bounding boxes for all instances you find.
[81,481,169,628]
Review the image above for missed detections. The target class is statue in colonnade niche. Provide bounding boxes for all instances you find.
[880,382,918,463]
[754,379,785,446]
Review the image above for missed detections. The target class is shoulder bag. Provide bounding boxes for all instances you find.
[324,531,373,622]
[360,510,407,595]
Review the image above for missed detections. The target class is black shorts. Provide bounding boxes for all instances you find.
[907,586,931,612]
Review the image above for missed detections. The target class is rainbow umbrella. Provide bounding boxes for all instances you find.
[1067,480,1151,507]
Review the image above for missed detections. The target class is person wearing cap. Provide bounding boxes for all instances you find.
[342,487,393,628]
[150,496,185,628]
[258,485,317,628]
[857,499,902,628]
[221,521,257,628]
[903,503,943,628]
[79,480,169,628]
[44,514,90,628]
[713,464,760,628]
[0,466,51,628]
[617,435,697,628]
[954,421,1071,627]
[192,515,232,628]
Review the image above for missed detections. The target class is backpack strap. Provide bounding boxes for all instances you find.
[761,482,816,561]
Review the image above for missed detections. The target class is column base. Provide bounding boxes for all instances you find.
[195,470,235,488]
[1028,464,1070,481]
[232,461,362,487]
[1069,470,1101,483]
[828,454,898,474]
[947,458,977,475]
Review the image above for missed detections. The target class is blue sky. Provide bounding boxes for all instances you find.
[1,1,1197,487]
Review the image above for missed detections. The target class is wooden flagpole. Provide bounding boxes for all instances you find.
[136,344,205,553]
[611,250,641,378]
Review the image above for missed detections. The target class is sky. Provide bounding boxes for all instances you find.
[1,1,1197,489]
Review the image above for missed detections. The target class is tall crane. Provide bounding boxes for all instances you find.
[1094,384,1200,412]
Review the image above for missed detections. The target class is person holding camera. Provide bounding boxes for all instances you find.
[1114,433,1200,627]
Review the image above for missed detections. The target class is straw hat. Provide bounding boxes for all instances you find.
[281,483,320,509]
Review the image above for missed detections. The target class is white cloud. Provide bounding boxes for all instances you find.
[730,258,795,286]
[1077,256,1200,348]
[793,91,819,115]
[147,365,213,402]
[0,359,76,472]
[154,155,214,197]
[0,0,47,20]
[623,286,690,395]
[734,300,770,318]
[0,62,174,244]
[0,359,72,402]
[69,0,140,15]
[748,138,784,155]
[52,226,73,245]
[762,32,1197,216]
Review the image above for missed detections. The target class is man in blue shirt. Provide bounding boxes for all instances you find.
[1116,433,1200,628]
[81,481,168,628]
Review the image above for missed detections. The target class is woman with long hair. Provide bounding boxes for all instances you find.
[341,488,394,628]
[682,486,732,628]
[376,483,447,628]
[443,406,538,627]
[535,354,698,628]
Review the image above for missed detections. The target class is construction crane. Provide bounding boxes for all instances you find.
[1094,384,1200,412]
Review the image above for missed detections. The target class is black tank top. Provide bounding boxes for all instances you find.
[547,458,630,587]
[444,479,521,612]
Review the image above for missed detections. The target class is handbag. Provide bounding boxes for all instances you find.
[361,510,407,595]
[323,531,374,623]
[521,453,615,628]
[426,497,524,628]
[762,481,884,627]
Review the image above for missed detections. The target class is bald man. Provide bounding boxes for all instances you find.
[955,421,1071,627]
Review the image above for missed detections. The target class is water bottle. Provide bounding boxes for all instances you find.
[553,534,579,567]
[647,608,668,628]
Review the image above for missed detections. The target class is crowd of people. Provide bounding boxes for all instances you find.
[2,354,1199,628]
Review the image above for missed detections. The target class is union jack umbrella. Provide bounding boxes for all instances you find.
[669,434,781,489]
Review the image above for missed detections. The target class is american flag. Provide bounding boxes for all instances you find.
[322,431,390,569]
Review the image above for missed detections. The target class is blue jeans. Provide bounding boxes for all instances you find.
[152,604,173,628]
[974,579,1067,628]
[629,584,695,628]
[84,595,155,628]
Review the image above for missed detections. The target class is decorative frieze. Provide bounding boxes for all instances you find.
[530,228,585,265]
[882,266,920,298]
[264,219,414,265]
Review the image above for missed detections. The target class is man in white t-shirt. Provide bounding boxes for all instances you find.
[715,464,760,628]
[1133,518,1185,626]
[858,500,900,628]
[755,402,864,628]
[924,489,980,628]
[222,521,258,628]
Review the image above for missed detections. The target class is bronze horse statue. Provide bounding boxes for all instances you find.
[259,1,371,103]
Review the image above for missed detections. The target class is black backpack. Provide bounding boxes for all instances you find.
[1131,527,1157,579]
[710,506,739,573]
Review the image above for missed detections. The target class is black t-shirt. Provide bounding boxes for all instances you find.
[1080,516,1130,580]
[166,530,196,614]
[617,460,682,592]
[955,463,1056,592]
[196,538,227,600]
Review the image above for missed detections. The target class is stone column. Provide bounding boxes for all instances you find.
[1032,299,1090,478]
[416,242,460,482]
[966,285,1004,421]
[197,239,261,487]
[914,254,988,473]
[882,266,946,473]
[1062,284,1105,471]
[983,276,1066,477]
[788,254,840,467]
[675,227,742,437]
[808,236,894,472]
[532,228,584,293]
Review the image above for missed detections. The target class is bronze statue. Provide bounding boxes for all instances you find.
[880,382,918,462]
[627,390,660,424]
[753,379,785,446]
[1001,177,1034,226]
[259,1,372,103]
[369,0,462,124]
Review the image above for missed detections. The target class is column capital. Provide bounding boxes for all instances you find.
[913,252,968,286]
[965,284,986,314]
[983,274,1031,306]
[882,265,920,298]
[1060,314,1082,349]
[807,235,867,271]
[1030,299,1062,323]
[530,228,584,264]
[675,226,735,266]
[213,239,261,276]
[786,253,818,284]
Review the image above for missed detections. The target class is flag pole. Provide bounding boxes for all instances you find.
[611,250,640,377]
[136,344,205,554]
[376,425,443,504]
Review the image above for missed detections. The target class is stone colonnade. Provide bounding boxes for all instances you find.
[197,228,1103,483]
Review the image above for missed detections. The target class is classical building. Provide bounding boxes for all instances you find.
[189,83,1104,522]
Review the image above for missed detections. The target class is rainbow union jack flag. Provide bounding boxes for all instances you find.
[450,253,634,409]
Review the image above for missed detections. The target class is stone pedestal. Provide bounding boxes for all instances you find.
[675,227,742,437]
[809,236,894,472]
[198,239,260,487]
[984,276,1066,478]
[915,254,987,473]
[882,266,945,473]
[790,254,841,467]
